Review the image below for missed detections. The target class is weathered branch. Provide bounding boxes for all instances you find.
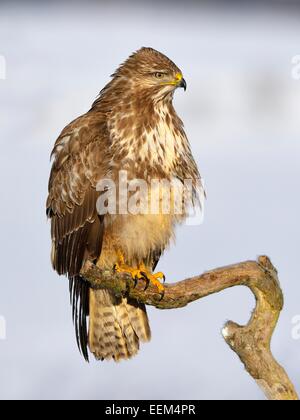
[81,255,298,401]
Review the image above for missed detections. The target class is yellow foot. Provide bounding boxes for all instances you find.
[113,262,142,282]
[114,259,165,299]
[139,264,165,296]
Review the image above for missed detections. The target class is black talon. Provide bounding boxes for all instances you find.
[133,275,139,288]
[162,275,166,284]
[158,289,165,301]
[141,272,150,290]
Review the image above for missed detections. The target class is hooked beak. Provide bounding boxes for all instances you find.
[179,78,187,91]
[161,73,187,91]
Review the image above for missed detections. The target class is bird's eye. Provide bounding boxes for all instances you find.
[154,72,165,79]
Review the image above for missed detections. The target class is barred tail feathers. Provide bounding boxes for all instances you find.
[88,289,151,361]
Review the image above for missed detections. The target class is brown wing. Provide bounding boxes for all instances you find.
[46,113,110,360]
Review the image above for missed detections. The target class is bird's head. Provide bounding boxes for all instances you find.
[113,47,187,101]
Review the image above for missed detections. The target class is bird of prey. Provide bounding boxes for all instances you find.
[47,47,203,362]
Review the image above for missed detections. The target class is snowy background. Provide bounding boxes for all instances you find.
[0,0,300,400]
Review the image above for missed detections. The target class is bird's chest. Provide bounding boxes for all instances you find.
[110,109,185,179]
[136,111,185,175]
[103,109,188,263]
[138,120,178,169]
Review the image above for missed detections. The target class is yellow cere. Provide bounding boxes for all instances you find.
[161,72,183,87]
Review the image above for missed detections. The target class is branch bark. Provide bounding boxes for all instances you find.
[81,255,298,401]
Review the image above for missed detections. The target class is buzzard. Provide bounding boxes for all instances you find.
[47,48,203,361]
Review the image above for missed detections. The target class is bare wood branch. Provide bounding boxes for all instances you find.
[80,255,298,401]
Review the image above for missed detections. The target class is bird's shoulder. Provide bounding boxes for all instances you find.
[47,111,110,216]
[51,111,109,170]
